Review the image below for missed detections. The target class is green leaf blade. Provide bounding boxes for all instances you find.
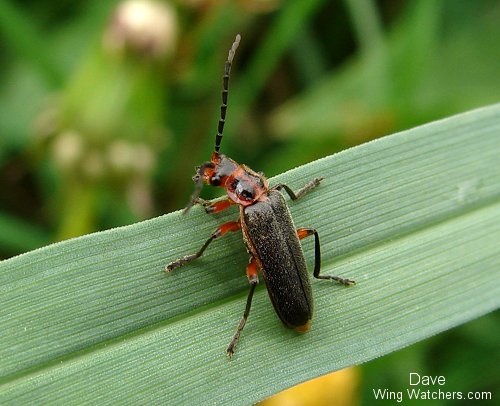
[1,104,500,404]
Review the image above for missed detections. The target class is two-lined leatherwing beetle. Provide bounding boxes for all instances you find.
[165,34,355,356]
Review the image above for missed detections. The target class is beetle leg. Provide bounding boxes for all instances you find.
[271,177,324,201]
[297,228,355,286]
[194,197,234,214]
[183,162,216,214]
[165,221,241,272]
[226,257,259,357]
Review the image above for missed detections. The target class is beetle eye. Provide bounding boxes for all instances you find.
[241,189,254,199]
[211,175,221,186]
[235,181,254,200]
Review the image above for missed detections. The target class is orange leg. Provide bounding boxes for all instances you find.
[297,228,314,239]
[297,227,355,286]
[165,221,241,272]
[227,257,259,357]
[246,257,259,284]
[193,197,234,214]
[206,199,234,214]
[214,220,241,236]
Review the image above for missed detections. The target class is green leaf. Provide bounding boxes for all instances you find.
[1,104,500,404]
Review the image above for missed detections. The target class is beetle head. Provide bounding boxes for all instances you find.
[207,153,267,206]
[184,152,268,213]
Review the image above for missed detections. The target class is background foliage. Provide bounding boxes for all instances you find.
[1,0,499,404]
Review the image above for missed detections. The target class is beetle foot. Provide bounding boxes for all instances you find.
[164,262,178,273]
[335,277,355,286]
[226,344,235,358]
[164,254,197,272]
[317,275,356,285]
[192,197,214,213]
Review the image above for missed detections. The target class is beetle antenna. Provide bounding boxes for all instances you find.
[215,34,241,153]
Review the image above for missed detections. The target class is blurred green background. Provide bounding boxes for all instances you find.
[0,0,498,404]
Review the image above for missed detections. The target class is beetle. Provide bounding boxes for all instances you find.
[165,34,355,356]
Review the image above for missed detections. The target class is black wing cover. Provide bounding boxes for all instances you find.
[243,190,313,328]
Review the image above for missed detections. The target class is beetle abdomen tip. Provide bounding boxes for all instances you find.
[295,320,311,333]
